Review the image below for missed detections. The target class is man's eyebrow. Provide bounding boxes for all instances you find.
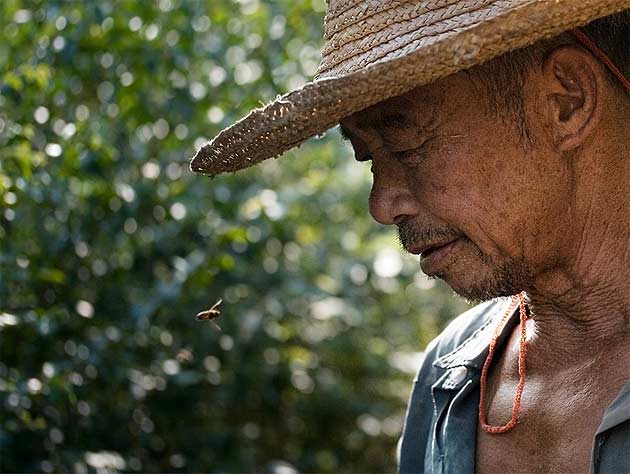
[358,112,411,131]
[338,113,411,141]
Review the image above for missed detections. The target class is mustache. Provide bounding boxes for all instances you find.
[397,222,462,252]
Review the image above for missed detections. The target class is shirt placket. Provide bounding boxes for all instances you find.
[430,365,480,474]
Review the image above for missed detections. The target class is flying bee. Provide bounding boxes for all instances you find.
[195,299,223,330]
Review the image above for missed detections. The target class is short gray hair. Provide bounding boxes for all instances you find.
[468,9,630,145]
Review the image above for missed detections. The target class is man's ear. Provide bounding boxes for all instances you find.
[541,45,604,151]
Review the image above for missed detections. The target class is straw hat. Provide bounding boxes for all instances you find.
[190,0,629,177]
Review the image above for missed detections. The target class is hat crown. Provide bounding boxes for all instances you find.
[315,0,527,79]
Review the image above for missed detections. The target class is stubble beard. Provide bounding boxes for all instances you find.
[398,222,534,303]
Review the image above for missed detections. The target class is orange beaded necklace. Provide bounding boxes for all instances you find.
[478,292,528,434]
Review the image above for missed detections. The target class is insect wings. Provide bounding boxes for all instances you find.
[196,298,223,330]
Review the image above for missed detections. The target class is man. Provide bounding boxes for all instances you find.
[191,1,629,472]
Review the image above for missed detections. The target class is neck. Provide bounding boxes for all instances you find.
[526,280,630,352]
[524,142,630,363]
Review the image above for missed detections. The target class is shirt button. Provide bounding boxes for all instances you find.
[449,366,468,385]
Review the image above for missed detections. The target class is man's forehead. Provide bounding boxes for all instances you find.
[340,84,442,136]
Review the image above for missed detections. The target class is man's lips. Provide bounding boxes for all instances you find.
[407,238,460,257]
[418,238,462,275]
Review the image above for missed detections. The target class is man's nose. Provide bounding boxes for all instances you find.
[368,161,420,225]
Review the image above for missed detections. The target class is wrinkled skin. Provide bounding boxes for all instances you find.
[340,43,630,473]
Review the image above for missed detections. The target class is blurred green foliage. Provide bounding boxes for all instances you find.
[0,1,469,472]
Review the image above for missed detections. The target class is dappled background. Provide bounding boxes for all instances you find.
[0,1,469,472]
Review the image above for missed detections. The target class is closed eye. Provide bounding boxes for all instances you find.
[359,144,426,164]
[394,139,433,164]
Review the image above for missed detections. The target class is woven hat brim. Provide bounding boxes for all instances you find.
[191,0,629,177]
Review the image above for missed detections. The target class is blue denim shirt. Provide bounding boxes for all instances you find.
[398,299,630,474]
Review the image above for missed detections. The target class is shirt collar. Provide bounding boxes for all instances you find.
[433,298,520,370]
[596,382,630,435]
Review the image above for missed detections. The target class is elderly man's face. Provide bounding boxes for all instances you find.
[340,71,573,301]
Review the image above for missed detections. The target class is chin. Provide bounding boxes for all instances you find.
[449,281,518,304]
[435,257,533,304]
